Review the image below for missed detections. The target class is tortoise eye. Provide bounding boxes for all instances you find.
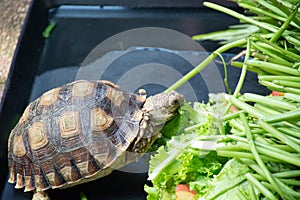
[171,99,179,105]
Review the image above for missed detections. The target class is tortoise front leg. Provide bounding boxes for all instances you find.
[32,190,50,200]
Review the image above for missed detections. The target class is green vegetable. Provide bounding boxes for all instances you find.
[146,138,224,200]
[148,103,199,152]
[80,192,87,200]
[42,22,56,38]
[164,39,247,93]
[145,103,226,200]
[201,158,251,200]
[147,0,300,199]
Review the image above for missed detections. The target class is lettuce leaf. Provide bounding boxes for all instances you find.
[145,102,228,200]
[145,137,225,200]
[200,158,250,199]
[148,103,198,152]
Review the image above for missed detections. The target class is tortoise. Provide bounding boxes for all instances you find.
[7,80,184,200]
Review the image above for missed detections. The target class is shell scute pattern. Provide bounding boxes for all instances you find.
[58,111,81,138]
[72,81,94,98]
[36,88,63,116]
[28,122,48,150]
[90,108,114,132]
[8,80,145,192]
[39,88,60,107]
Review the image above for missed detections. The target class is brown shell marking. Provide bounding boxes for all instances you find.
[28,122,48,150]
[19,105,31,124]
[12,135,26,157]
[39,88,60,106]
[8,80,146,192]
[91,108,114,131]
[99,80,120,89]
[58,111,81,138]
[72,81,93,97]
[106,84,125,107]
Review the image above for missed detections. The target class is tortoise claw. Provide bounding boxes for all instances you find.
[32,190,50,200]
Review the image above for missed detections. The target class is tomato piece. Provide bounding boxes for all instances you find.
[230,105,239,112]
[271,91,284,96]
[175,184,196,195]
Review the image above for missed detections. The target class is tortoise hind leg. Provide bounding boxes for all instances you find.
[32,190,50,200]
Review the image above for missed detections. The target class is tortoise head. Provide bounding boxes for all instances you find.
[143,91,184,137]
[143,90,184,126]
[130,90,184,153]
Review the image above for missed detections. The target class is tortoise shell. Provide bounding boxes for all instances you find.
[7,80,149,192]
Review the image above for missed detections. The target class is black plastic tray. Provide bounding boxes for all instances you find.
[0,1,269,199]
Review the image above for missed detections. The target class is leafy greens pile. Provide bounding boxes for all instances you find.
[145,102,223,199]
[145,101,257,200]
[145,1,300,199]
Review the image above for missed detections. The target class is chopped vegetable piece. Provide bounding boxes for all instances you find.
[175,184,196,200]
[42,22,56,38]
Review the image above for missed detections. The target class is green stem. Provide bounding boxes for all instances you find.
[256,37,300,62]
[164,39,246,92]
[246,60,300,76]
[233,37,251,97]
[262,181,300,198]
[258,75,300,82]
[247,183,257,200]
[274,170,300,178]
[254,103,281,116]
[268,0,300,26]
[273,80,300,89]
[236,141,300,166]
[216,150,279,162]
[243,159,300,198]
[270,4,299,43]
[230,96,266,119]
[258,80,285,93]
[251,52,294,67]
[284,93,300,102]
[231,61,261,73]
[236,188,248,200]
[284,87,300,95]
[258,120,300,153]
[230,127,243,135]
[243,93,297,111]
[263,107,300,123]
[280,179,300,186]
[278,127,300,139]
[273,121,300,131]
[287,134,300,145]
[215,52,232,94]
[203,2,278,33]
[285,34,300,46]
[262,79,285,89]
[255,135,296,152]
[245,173,277,200]
[250,41,288,63]
[229,118,244,131]
[225,134,248,143]
[42,22,56,38]
[80,192,88,200]
[252,174,300,186]
[238,2,298,28]
[222,110,245,121]
[240,113,292,199]
[256,0,287,18]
